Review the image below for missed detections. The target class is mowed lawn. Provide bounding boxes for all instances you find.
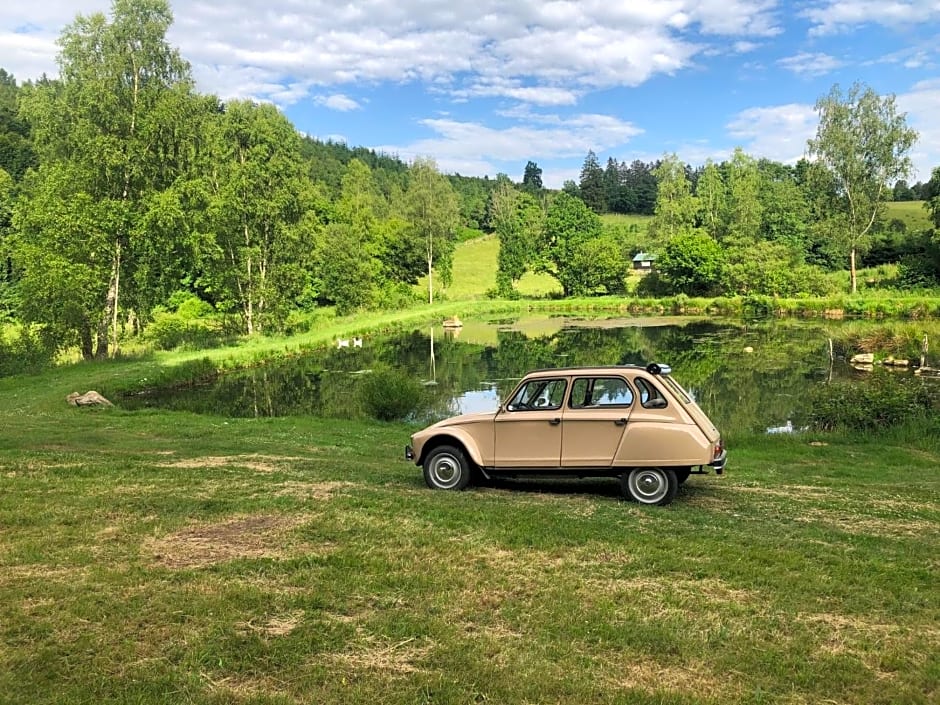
[0,366,938,704]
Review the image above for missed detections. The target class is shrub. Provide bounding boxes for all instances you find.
[358,368,425,421]
[801,372,936,432]
[0,325,57,377]
[145,312,227,351]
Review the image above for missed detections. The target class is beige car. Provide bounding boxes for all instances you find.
[406,363,726,505]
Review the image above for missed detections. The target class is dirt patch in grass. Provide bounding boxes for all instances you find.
[237,610,306,638]
[146,514,319,569]
[328,636,433,676]
[794,509,938,538]
[158,454,306,473]
[603,656,739,700]
[736,484,834,500]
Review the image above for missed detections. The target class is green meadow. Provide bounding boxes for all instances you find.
[1,310,938,704]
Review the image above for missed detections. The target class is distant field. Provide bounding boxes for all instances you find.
[884,200,932,231]
[600,213,653,231]
[420,233,562,300]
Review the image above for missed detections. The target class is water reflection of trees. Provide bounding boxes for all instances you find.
[123,319,853,433]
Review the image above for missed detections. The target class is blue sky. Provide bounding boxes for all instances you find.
[2,1,939,187]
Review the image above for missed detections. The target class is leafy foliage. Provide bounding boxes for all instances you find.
[358,367,425,421]
[803,372,935,431]
[656,230,725,296]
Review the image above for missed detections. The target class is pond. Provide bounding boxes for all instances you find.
[120,314,929,436]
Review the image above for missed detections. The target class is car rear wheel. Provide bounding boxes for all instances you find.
[423,445,471,491]
[622,467,678,506]
[675,468,691,485]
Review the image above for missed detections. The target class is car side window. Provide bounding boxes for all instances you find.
[635,378,668,409]
[507,379,567,411]
[569,377,634,408]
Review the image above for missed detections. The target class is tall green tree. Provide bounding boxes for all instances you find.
[0,167,14,317]
[926,167,940,229]
[579,150,606,213]
[195,100,316,334]
[315,159,383,314]
[404,157,459,304]
[541,192,603,296]
[807,82,918,292]
[521,160,543,196]
[695,159,726,238]
[0,69,36,181]
[725,148,762,247]
[491,181,543,296]
[650,154,697,241]
[15,0,196,357]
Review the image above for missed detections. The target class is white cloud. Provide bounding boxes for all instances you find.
[0,0,785,107]
[317,94,362,112]
[777,52,845,77]
[376,112,643,185]
[723,81,940,180]
[802,1,940,35]
[726,103,818,164]
[897,79,940,181]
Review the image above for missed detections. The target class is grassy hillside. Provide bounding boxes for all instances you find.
[884,200,932,231]
[420,234,562,300]
[425,215,655,301]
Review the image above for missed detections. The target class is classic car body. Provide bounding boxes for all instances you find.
[406,363,726,505]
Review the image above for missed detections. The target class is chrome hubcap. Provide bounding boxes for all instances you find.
[431,456,460,488]
[631,470,666,502]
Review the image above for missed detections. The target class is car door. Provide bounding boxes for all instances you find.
[561,376,634,467]
[494,377,567,468]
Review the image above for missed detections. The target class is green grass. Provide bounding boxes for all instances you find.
[600,212,654,231]
[418,233,562,300]
[1,354,938,704]
[884,200,933,231]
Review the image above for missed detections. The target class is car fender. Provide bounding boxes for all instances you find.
[421,429,485,468]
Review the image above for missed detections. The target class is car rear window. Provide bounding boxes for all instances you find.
[569,377,634,408]
[659,374,693,404]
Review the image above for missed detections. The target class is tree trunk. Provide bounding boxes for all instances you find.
[850,246,857,294]
[80,324,94,361]
[427,253,433,305]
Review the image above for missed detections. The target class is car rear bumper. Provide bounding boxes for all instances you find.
[709,448,727,474]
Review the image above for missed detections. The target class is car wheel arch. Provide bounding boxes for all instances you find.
[419,433,482,469]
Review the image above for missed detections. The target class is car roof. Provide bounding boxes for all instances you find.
[522,365,652,377]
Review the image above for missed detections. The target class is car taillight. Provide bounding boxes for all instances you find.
[713,440,723,459]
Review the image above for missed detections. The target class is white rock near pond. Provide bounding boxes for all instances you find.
[67,391,113,407]
[850,353,874,364]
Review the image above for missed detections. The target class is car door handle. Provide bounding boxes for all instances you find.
[549,417,561,425]
[614,418,627,426]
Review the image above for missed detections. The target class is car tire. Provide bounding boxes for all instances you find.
[622,467,678,506]
[675,468,691,485]
[423,445,471,491]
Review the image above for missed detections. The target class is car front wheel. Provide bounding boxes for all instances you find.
[423,445,471,491]
[622,467,678,506]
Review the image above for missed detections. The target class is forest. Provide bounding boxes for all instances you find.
[1,0,939,369]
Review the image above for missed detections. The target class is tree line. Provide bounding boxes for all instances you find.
[2,0,939,367]
[0,0,467,360]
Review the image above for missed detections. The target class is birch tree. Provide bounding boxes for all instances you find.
[807,82,917,293]
[16,0,195,357]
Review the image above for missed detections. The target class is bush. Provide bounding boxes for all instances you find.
[801,372,936,432]
[358,368,425,421]
[0,325,57,377]
[145,312,227,351]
